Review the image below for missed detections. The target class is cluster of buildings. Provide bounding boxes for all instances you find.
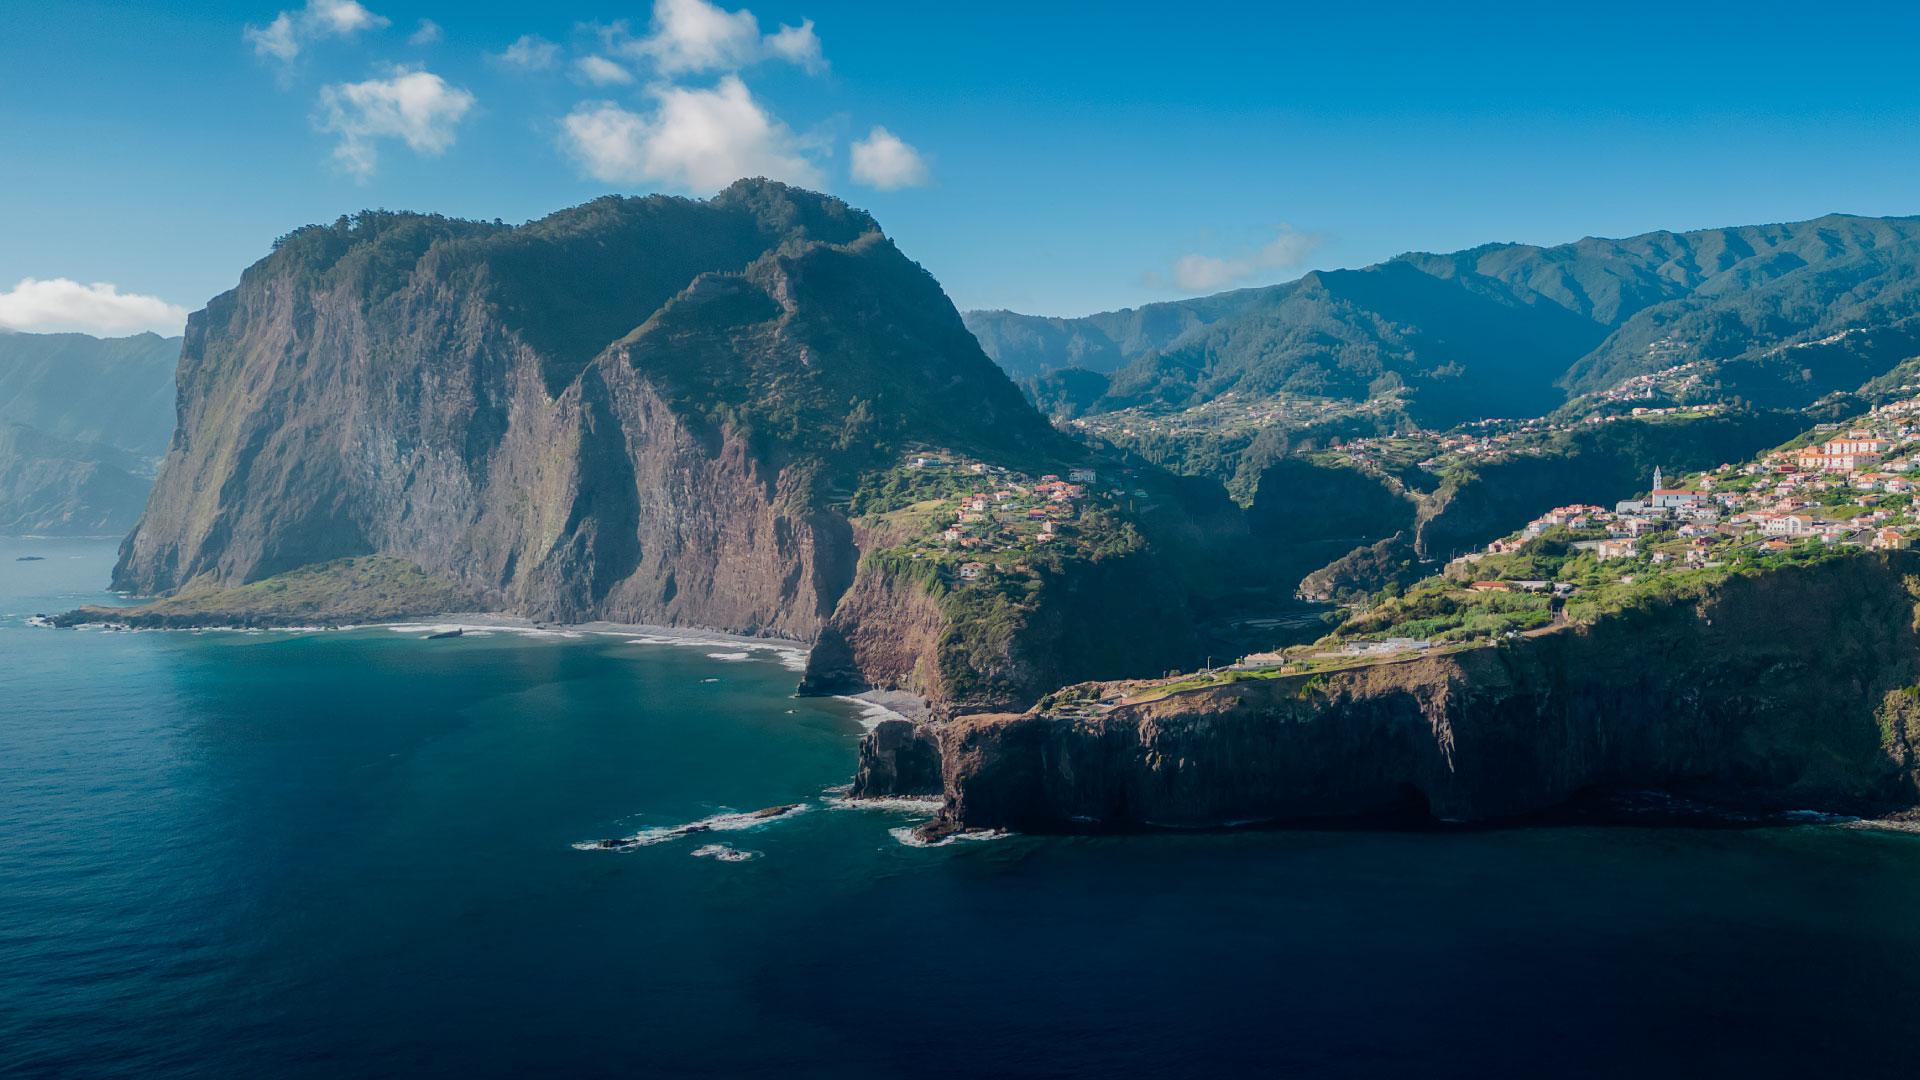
[1479,401,1920,574]
[910,455,1123,565]
[1587,357,1708,404]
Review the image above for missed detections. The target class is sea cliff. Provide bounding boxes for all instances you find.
[109,182,1057,648]
[861,554,1920,831]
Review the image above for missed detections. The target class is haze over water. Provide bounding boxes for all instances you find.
[6,538,1920,1078]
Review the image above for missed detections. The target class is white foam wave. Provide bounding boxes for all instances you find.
[835,696,907,731]
[386,622,581,639]
[888,826,1012,848]
[617,634,809,672]
[690,843,760,862]
[573,803,812,852]
[825,794,942,814]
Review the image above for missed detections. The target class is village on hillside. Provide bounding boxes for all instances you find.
[1193,397,1920,683]
[848,449,1159,583]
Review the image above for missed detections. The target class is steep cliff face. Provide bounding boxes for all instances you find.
[113,181,1058,639]
[801,540,1206,718]
[882,555,1920,830]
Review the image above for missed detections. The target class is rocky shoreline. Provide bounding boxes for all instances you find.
[853,555,1920,839]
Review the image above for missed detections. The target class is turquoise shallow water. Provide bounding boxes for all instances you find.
[7,537,1920,1078]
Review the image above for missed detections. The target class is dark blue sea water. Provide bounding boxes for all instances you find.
[7,537,1920,1078]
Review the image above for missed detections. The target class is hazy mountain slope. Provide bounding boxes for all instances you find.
[0,422,152,535]
[962,286,1285,379]
[0,330,181,533]
[114,181,1066,636]
[0,330,180,456]
[972,213,1920,425]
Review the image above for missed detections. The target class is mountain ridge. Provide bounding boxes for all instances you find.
[966,212,1920,426]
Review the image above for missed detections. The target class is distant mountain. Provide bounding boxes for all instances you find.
[966,214,1920,427]
[0,422,153,535]
[0,329,179,456]
[0,330,180,534]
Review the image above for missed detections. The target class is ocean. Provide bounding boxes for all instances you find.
[6,536,1920,1078]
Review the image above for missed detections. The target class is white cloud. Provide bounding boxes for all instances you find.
[561,75,820,192]
[245,0,389,63]
[1146,226,1324,292]
[317,68,476,179]
[762,19,825,74]
[850,126,929,190]
[611,0,827,76]
[635,0,760,74]
[497,34,560,70]
[574,55,635,86]
[0,278,189,336]
[408,18,442,45]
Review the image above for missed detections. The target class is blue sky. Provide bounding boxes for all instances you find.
[5,0,1920,335]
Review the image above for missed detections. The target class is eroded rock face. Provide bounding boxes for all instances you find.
[849,719,944,798]
[904,554,1920,832]
[112,181,1056,641]
[801,542,1207,718]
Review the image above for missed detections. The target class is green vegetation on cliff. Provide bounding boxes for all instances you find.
[60,555,477,628]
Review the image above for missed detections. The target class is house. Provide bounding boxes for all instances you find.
[1873,528,1911,551]
[1468,581,1509,593]
[959,562,987,580]
[942,526,964,541]
[1025,509,1047,521]
[1511,580,1551,593]
[1798,447,1885,472]
[1068,468,1097,483]
[1651,551,1673,564]
[1596,539,1639,561]
[1764,514,1817,536]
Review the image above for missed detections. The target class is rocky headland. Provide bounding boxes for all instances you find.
[86,180,1247,716]
[860,553,1920,834]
